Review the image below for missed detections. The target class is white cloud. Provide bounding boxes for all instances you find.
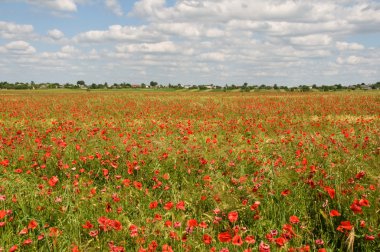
[336,41,364,51]
[40,45,79,59]
[74,24,163,43]
[105,0,123,16]
[0,21,34,39]
[48,29,65,40]
[3,41,36,54]
[27,0,78,12]
[290,34,332,47]
[199,52,226,62]
[2,0,380,85]
[115,41,177,53]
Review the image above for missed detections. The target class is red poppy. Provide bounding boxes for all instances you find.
[22,239,32,245]
[187,219,198,227]
[28,220,38,230]
[163,201,173,210]
[9,245,18,252]
[329,210,341,217]
[228,211,238,223]
[245,235,256,244]
[218,232,232,243]
[0,210,6,219]
[162,244,173,252]
[350,202,362,214]
[275,237,287,247]
[203,234,212,244]
[89,230,99,237]
[232,235,243,246]
[281,189,291,196]
[149,201,158,209]
[337,221,353,232]
[19,227,28,235]
[48,176,59,187]
[259,241,270,252]
[324,186,335,199]
[82,221,93,229]
[176,201,185,210]
[289,215,299,224]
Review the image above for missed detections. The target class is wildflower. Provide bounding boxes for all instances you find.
[232,235,243,246]
[187,219,198,228]
[259,241,270,252]
[245,235,256,244]
[218,232,232,243]
[203,234,212,244]
[228,211,238,223]
[176,201,185,210]
[149,201,158,209]
[329,210,341,217]
[337,221,353,232]
[163,201,173,210]
[48,176,59,187]
[289,216,300,224]
[324,186,335,199]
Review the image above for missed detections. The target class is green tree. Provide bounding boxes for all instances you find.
[77,80,85,86]
[150,81,158,87]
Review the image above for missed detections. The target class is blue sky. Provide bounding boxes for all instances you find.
[0,0,379,86]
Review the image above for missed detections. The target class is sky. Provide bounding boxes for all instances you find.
[0,0,379,86]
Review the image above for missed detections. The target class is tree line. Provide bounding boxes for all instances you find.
[0,80,379,91]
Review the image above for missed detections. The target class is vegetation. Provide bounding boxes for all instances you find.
[0,91,379,251]
[1,81,379,92]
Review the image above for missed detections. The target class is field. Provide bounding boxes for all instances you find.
[0,90,379,252]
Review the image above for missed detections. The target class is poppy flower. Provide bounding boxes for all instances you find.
[232,235,243,246]
[259,241,271,252]
[48,176,59,187]
[281,189,291,196]
[187,219,198,227]
[228,211,238,223]
[82,221,93,229]
[350,202,362,214]
[19,228,28,235]
[0,210,6,219]
[337,221,353,232]
[149,201,158,209]
[329,210,341,217]
[203,234,212,244]
[176,201,185,210]
[289,215,299,224]
[218,232,232,243]
[9,245,18,252]
[324,186,335,199]
[163,201,173,210]
[275,237,287,247]
[245,235,256,244]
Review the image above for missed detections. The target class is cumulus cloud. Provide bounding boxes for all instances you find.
[1,41,36,54]
[27,0,78,12]
[74,24,163,43]
[1,0,380,85]
[48,29,65,40]
[0,21,34,39]
[116,41,177,53]
[105,0,123,16]
[40,45,79,59]
[336,41,364,51]
[290,34,332,47]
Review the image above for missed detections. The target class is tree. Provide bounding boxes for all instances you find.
[150,81,158,87]
[77,80,85,86]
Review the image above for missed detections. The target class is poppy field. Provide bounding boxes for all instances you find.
[0,90,379,252]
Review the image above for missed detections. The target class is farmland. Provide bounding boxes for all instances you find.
[0,90,379,252]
